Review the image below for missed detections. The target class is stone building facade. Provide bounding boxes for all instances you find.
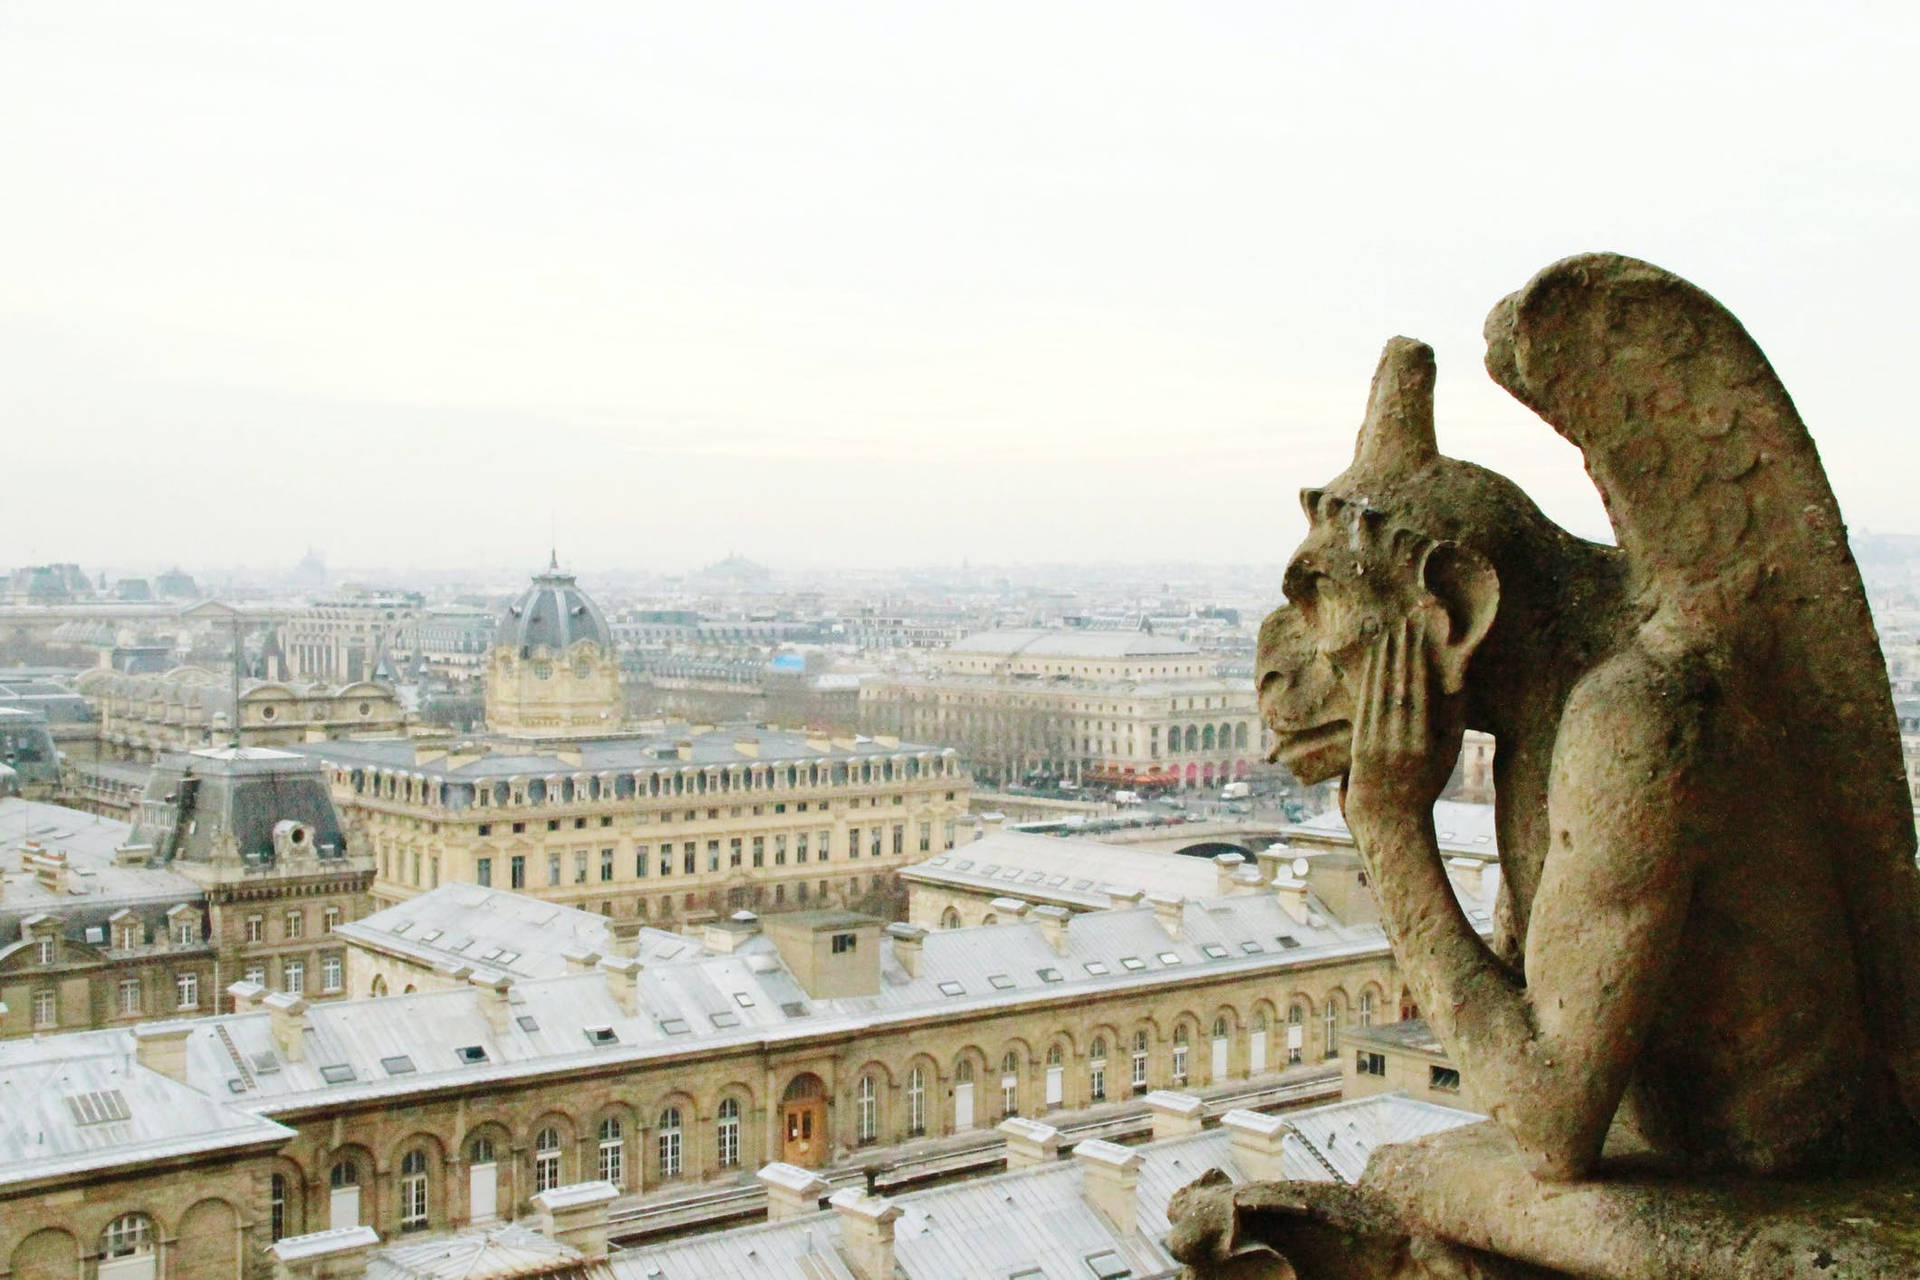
[280,590,422,684]
[0,884,1422,1276]
[76,666,403,763]
[860,629,1261,789]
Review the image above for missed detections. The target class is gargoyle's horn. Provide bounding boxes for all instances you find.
[1354,336,1438,472]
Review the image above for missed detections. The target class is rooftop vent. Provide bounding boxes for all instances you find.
[454,1045,488,1065]
[64,1090,131,1126]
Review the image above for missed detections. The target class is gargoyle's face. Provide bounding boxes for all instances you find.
[1256,497,1435,784]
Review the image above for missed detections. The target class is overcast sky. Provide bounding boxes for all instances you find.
[3,2,1915,576]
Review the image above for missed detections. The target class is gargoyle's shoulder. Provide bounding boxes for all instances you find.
[1559,638,1720,771]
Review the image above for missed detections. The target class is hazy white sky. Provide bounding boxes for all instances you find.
[3,2,1915,575]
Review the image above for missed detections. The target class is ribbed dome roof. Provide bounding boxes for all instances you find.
[499,566,612,655]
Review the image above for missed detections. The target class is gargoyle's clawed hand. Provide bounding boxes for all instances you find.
[1342,615,1462,844]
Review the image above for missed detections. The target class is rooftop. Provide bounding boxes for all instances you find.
[902,832,1221,911]
[945,629,1201,660]
[1283,800,1497,859]
[0,798,181,920]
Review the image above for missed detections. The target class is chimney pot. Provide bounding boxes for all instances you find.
[757,1162,831,1220]
[263,991,309,1061]
[531,1180,618,1260]
[886,922,926,977]
[829,1188,904,1280]
[1144,1090,1207,1139]
[1073,1139,1143,1235]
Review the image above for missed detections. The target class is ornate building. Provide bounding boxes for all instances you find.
[77,666,403,763]
[0,749,374,1040]
[486,562,621,738]
[297,565,972,922]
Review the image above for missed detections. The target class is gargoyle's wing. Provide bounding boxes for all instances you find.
[1485,251,1920,1122]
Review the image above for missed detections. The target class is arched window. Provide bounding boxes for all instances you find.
[399,1150,430,1231]
[1172,1026,1190,1083]
[1324,999,1341,1058]
[1359,991,1375,1028]
[658,1107,683,1178]
[1000,1049,1020,1117]
[1288,1002,1305,1063]
[1202,725,1216,751]
[717,1098,741,1167]
[857,1074,878,1143]
[330,1160,359,1188]
[941,907,961,930]
[1046,1043,1064,1067]
[101,1214,154,1264]
[1131,1030,1150,1091]
[1235,722,1249,749]
[1184,725,1199,752]
[535,1126,563,1193]
[598,1117,623,1186]
[1089,1037,1108,1101]
[906,1067,926,1135]
[954,1058,974,1083]
[270,1172,289,1241]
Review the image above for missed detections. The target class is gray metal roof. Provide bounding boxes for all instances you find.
[336,884,709,981]
[903,832,1220,911]
[0,1041,293,1189]
[1283,800,1498,858]
[0,799,192,933]
[499,569,613,655]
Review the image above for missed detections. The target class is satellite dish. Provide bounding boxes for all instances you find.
[1291,857,1310,878]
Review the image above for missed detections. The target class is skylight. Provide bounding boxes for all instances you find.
[1158,952,1182,965]
[381,1055,416,1075]
[658,1018,691,1035]
[319,1064,357,1084]
[516,1015,540,1032]
[988,974,1015,990]
[64,1090,131,1125]
[584,1026,618,1046]
[1085,1250,1132,1279]
[1277,935,1300,950]
[1037,968,1063,983]
[419,929,442,943]
[938,980,966,996]
[710,1011,741,1029]
[1120,957,1146,971]
[1083,962,1109,976]
[455,1045,489,1064]
[1201,943,1228,959]
[1240,941,1264,954]
[733,992,755,1008]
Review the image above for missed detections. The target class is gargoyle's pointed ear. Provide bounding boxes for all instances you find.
[1420,540,1498,696]
[1355,337,1438,473]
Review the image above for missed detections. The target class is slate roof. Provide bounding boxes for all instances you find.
[946,630,1201,659]
[0,799,188,930]
[499,569,614,655]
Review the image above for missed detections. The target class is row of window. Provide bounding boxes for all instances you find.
[30,972,205,1028]
[470,822,936,889]
[242,906,343,943]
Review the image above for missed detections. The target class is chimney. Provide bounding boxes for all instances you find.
[703,911,761,954]
[1221,1108,1291,1182]
[1213,852,1246,895]
[675,740,693,761]
[1147,892,1184,938]
[1446,857,1496,907]
[470,971,515,1031]
[886,923,925,978]
[1105,887,1144,912]
[735,736,760,757]
[26,844,70,894]
[1031,904,1072,954]
[997,1117,1062,1170]
[1145,1090,1207,1140]
[227,979,268,1013]
[267,1224,379,1280]
[829,1188,903,1280]
[1229,865,1264,894]
[133,1023,192,1083]
[112,843,154,867]
[758,1162,830,1220]
[607,915,645,956]
[264,992,309,1062]
[1074,1139,1143,1235]
[561,947,602,974]
[1275,877,1311,925]
[531,1181,618,1260]
[986,896,1029,923]
[1254,843,1292,886]
[600,955,640,1015]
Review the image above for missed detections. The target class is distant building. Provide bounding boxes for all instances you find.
[417,605,497,685]
[282,588,422,683]
[861,628,1261,789]
[76,665,404,762]
[1343,1016,1475,1111]
[486,566,621,738]
[154,566,200,599]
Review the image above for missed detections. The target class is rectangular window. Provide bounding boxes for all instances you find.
[775,835,787,865]
[848,827,860,859]
[477,857,493,887]
[118,977,141,1015]
[32,989,56,1027]
[796,833,808,863]
[478,823,491,836]
[511,855,526,889]
[831,932,857,954]
[324,907,341,932]
[682,843,696,875]
[818,829,831,860]
[919,821,931,852]
[322,954,343,992]
[601,849,614,881]
[285,961,305,995]
[245,965,266,986]
[177,972,199,1009]
[1358,1052,1387,1078]
[177,920,197,946]
[944,820,956,850]
[1430,1065,1461,1092]
[752,837,764,868]
[892,825,904,855]
[707,840,720,872]
[574,851,589,883]
[660,847,673,876]
[636,845,650,877]
[871,828,883,858]
[245,915,264,943]
[729,838,742,868]
[548,853,562,886]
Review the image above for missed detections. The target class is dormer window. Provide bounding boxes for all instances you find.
[175,921,196,947]
[35,939,54,966]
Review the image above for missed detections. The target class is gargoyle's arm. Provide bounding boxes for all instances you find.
[1350,639,1704,1180]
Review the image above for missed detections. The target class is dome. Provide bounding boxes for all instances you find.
[499,565,612,655]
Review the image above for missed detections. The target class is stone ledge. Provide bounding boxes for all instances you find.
[1366,1122,1920,1280]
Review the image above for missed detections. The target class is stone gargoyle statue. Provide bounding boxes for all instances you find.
[1168,254,1920,1279]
